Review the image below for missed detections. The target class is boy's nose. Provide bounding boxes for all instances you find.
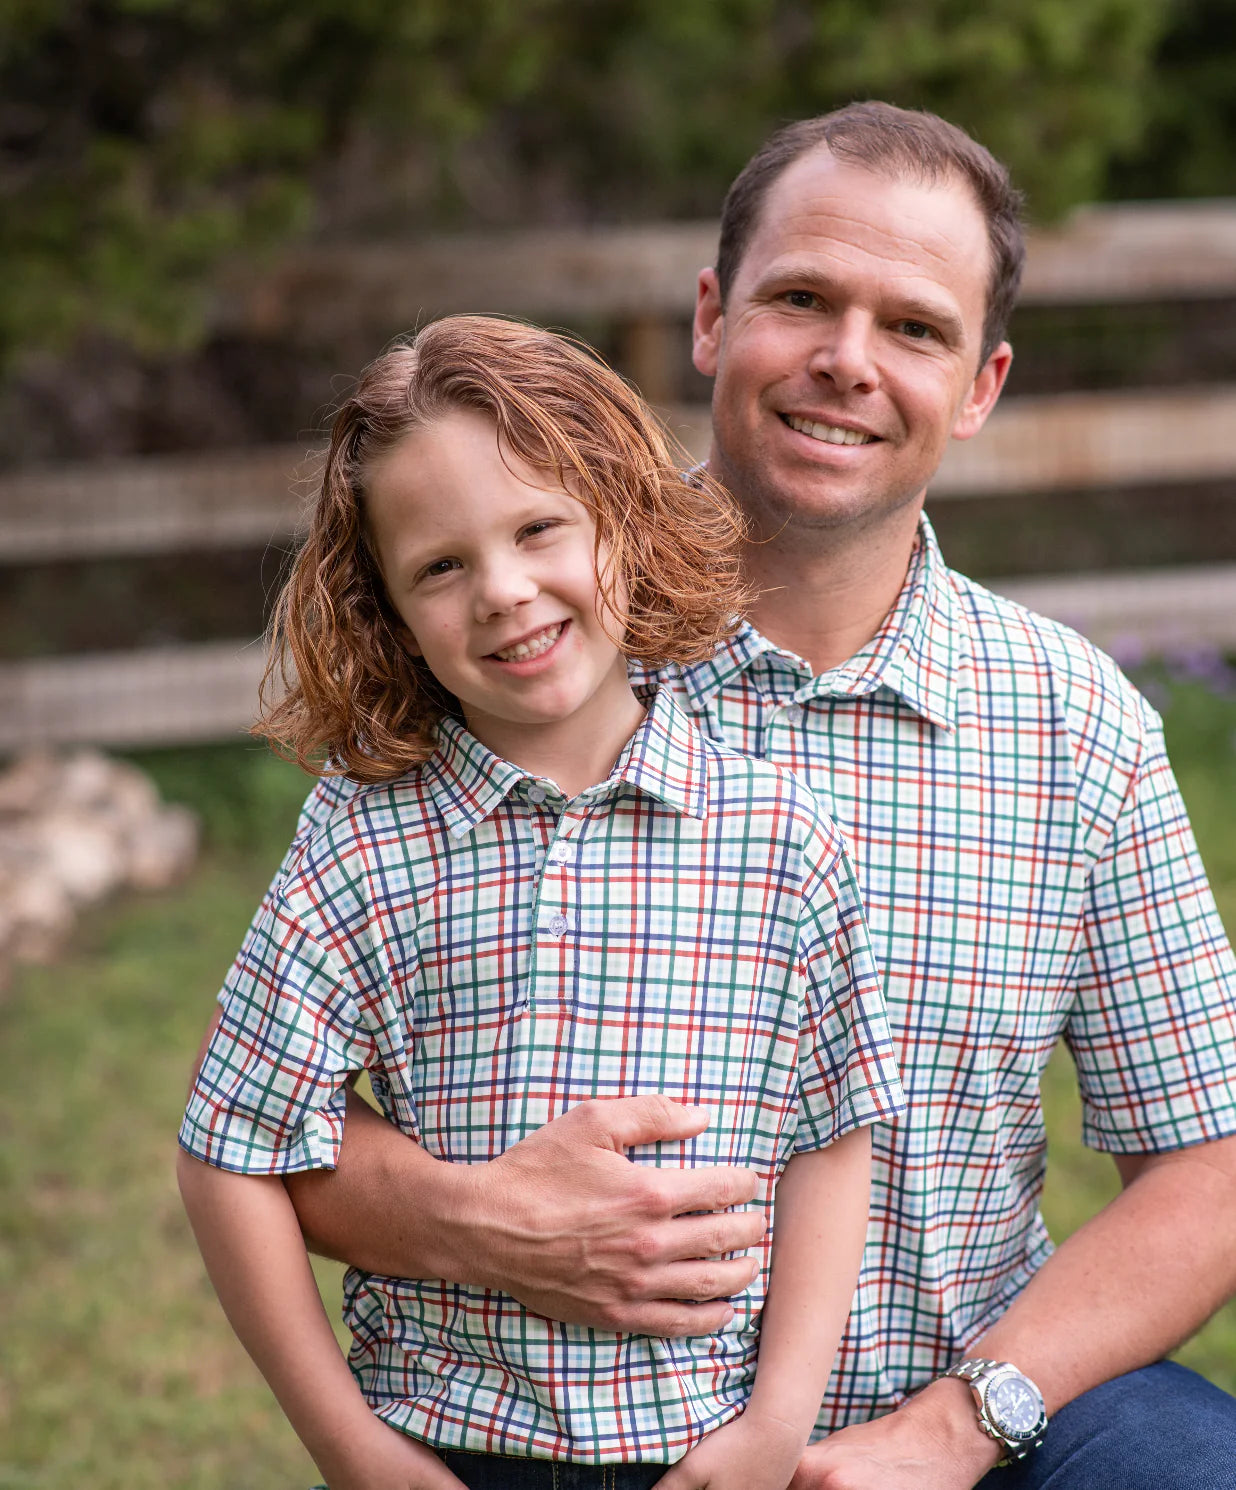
[474,560,539,619]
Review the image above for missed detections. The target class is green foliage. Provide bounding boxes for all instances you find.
[1105,0,1236,200]
[1,0,1178,365]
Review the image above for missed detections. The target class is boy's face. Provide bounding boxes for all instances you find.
[366,407,636,766]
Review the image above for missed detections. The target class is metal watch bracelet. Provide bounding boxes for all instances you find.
[943,1357,1048,1467]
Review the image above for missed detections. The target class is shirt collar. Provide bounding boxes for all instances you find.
[425,687,709,837]
[678,513,960,732]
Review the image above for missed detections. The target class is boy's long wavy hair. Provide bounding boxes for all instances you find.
[256,315,751,783]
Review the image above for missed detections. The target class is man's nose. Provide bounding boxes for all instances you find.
[808,311,879,394]
[474,557,539,618]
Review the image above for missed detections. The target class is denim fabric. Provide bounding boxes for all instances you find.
[437,1452,668,1489]
[977,1362,1236,1490]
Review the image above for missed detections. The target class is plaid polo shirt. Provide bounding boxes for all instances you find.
[669,516,1236,1431]
[259,515,1236,1436]
[182,686,906,1462]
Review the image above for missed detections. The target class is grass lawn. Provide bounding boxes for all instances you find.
[2,676,1234,1486]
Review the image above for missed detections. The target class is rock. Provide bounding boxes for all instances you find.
[7,872,74,963]
[38,815,127,904]
[0,748,200,975]
[0,752,60,816]
[127,805,200,890]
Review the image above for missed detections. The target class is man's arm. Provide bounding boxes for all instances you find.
[656,1129,873,1490]
[192,1005,765,1337]
[790,1132,1236,1490]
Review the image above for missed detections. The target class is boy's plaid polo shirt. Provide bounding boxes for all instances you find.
[182,686,906,1463]
[262,517,1236,1436]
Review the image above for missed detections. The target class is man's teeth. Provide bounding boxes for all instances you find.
[493,624,563,662]
[785,415,875,445]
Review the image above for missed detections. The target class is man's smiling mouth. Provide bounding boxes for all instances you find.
[782,414,878,446]
[490,622,565,662]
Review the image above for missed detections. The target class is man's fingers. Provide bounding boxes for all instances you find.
[568,1093,713,1151]
[648,1157,761,1216]
[650,1253,759,1301]
[610,1297,743,1339]
[657,1207,766,1262]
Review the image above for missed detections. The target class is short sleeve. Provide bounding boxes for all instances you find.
[1067,703,1236,1153]
[794,821,906,1154]
[179,887,379,1174]
[218,772,364,1010]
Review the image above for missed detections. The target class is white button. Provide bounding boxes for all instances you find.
[548,841,572,865]
[784,703,805,725]
[547,913,568,937]
[526,784,547,804]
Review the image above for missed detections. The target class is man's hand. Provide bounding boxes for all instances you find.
[787,1381,1000,1490]
[285,1088,765,1337]
[454,1096,765,1335]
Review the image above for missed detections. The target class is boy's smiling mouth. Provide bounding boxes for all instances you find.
[489,622,566,663]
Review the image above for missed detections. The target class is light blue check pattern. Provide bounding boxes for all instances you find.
[182,686,905,1461]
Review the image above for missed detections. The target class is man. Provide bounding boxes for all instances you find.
[201,103,1236,1487]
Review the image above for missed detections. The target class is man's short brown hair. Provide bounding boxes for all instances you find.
[257,315,749,784]
[716,101,1026,366]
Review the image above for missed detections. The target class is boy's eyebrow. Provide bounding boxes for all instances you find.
[756,263,968,344]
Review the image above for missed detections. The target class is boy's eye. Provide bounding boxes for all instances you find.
[520,520,559,540]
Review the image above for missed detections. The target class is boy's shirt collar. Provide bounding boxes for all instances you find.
[677,513,960,732]
[425,686,709,837]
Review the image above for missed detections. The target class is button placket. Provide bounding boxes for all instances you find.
[525,788,583,1010]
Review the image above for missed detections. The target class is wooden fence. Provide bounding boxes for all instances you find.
[3,201,1235,750]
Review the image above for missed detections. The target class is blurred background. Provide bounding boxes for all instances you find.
[1,1,1235,1484]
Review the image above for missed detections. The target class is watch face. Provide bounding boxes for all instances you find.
[988,1375,1044,1439]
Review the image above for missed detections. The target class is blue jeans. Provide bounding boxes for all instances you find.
[976,1362,1236,1490]
[436,1452,667,1489]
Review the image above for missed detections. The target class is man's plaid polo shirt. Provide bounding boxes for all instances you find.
[254,516,1236,1435]
[181,685,906,1462]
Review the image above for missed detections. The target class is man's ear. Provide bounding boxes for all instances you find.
[691,267,724,378]
[952,340,1013,441]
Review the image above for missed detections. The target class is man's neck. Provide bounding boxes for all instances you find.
[741,503,923,676]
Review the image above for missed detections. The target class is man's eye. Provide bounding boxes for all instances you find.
[898,320,934,340]
[784,290,818,309]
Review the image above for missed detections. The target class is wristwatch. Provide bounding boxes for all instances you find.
[942,1358,1048,1466]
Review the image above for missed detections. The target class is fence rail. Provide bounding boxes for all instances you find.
[217,201,1236,343]
[4,385,1236,564]
[5,558,1234,752]
[4,201,1235,750]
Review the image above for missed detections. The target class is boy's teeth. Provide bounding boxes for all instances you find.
[785,415,875,445]
[494,624,563,661]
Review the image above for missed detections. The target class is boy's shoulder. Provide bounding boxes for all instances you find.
[281,763,442,896]
[685,706,848,867]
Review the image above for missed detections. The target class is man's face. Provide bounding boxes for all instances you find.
[693,149,1011,544]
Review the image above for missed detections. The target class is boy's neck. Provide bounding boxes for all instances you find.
[463,679,647,800]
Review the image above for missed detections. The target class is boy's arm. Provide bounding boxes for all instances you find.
[176,1149,463,1490]
[655,1127,873,1490]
